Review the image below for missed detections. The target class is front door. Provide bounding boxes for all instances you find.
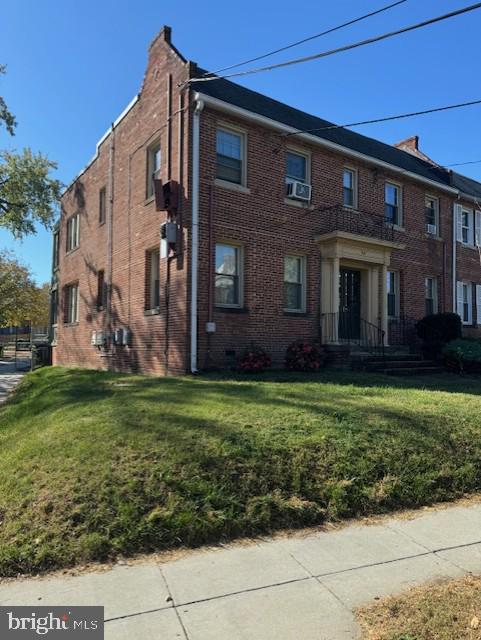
[339,268,361,340]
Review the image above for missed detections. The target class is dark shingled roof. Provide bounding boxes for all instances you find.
[191,70,481,200]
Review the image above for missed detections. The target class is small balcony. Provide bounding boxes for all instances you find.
[318,204,395,243]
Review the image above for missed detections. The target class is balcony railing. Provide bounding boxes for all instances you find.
[318,205,395,243]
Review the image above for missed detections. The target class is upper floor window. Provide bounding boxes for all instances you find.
[215,243,242,307]
[216,128,245,185]
[64,283,79,324]
[343,168,357,208]
[52,230,59,270]
[286,151,307,184]
[385,183,401,226]
[283,255,306,312]
[425,277,438,316]
[425,196,439,235]
[99,186,107,225]
[146,141,161,199]
[461,209,473,245]
[387,270,399,318]
[145,248,160,311]
[66,214,80,252]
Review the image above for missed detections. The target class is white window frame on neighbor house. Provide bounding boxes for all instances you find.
[146,140,161,200]
[457,281,473,325]
[425,276,438,316]
[66,214,80,253]
[387,270,399,318]
[215,125,247,189]
[283,255,306,313]
[64,282,79,324]
[477,284,481,326]
[145,248,160,311]
[425,195,439,236]
[214,242,243,308]
[285,148,310,185]
[385,182,402,227]
[343,167,358,209]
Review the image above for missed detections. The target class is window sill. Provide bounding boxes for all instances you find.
[283,310,307,317]
[385,223,405,232]
[99,221,106,227]
[283,198,313,209]
[458,241,479,251]
[342,205,359,213]
[425,233,442,241]
[144,308,160,316]
[215,306,249,314]
[144,196,155,206]
[63,322,79,327]
[66,247,79,257]
[215,179,250,195]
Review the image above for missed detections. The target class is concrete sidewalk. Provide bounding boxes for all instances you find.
[0,360,25,404]
[1,503,481,639]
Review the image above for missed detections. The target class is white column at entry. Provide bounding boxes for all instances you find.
[380,264,389,345]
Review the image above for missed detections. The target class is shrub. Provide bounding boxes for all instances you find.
[415,313,462,358]
[443,338,481,374]
[239,345,272,373]
[285,341,326,371]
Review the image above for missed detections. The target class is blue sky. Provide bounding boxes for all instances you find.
[1,0,481,283]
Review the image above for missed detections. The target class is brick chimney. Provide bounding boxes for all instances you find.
[395,135,419,154]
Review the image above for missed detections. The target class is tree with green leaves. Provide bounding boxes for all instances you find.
[0,250,48,327]
[0,65,62,238]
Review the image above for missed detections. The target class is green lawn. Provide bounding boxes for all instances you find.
[0,367,480,576]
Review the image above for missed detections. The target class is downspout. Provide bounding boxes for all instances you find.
[105,123,115,362]
[190,99,204,373]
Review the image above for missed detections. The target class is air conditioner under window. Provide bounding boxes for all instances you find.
[286,180,311,202]
[426,223,437,235]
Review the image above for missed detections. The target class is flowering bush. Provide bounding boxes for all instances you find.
[285,341,326,371]
[239,346,272,373]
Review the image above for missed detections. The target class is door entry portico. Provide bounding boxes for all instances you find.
[339,268,361,340]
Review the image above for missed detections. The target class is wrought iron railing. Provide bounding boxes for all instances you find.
[320,312,385,356]
[319,205,395,242]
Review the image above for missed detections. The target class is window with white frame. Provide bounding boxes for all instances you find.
[286,151,308,184]
[64,283,79,324]
[145,248,160,310]
[425,277,438,316]
[387,270,399,318]
[385,183,401,226]
[215,243,242,307]
[283,256,306,312]
[146,141,161,199]
[343,168,357,208]
[461,209,473,245]
[425,196,439,235]
[216,128,245,185]
[66,214,80,252]
[457,281,473,325]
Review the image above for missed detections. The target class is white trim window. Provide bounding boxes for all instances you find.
[387,270,399,318]
[425,196,439,235]
[146,248,160,310]
[462,209,474,245]
[283,255,306,312]
[343,168,357,208]
[64,283,79,324]
[457,281,473,325]
[385,182,401,226]
[286,151,308,184]
[215,243,243,307]
[476,284,481,325]
[425,277,438,316]
[66,214,80,252]
[216,128,245,185]
[146,141,161,199]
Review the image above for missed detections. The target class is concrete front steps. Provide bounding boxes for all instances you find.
[359,353,443,376]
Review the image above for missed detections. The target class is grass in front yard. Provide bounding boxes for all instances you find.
[357,575,481,640]
[0,367,480,576]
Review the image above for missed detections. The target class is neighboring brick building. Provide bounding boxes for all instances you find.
[51,26,481,375]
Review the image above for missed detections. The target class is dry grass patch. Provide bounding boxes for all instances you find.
[358,575,481,640]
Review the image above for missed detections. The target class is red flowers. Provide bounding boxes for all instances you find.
[239,346,272,373]
[286,341,326,371]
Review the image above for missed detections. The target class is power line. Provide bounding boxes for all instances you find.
[444,159,481,168]
[283,98,481,137]
[190,2,481,84]
[202,0,409,77]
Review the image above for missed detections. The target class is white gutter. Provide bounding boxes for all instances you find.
[194,92,459,196]
[190,99,204,373]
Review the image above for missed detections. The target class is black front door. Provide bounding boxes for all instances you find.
[339,268,361,340]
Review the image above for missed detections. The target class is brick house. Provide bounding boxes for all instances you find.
[51,26,481,375]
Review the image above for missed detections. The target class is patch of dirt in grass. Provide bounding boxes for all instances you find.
[357,575,481,640]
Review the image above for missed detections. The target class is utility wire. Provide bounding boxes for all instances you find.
[189,2,481,84]
[202,0,409,77]
[283,98,481,137]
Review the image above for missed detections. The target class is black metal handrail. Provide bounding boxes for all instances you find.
[321,311,385,356]
[319,205,395,242]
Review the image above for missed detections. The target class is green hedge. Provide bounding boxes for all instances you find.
[443,338,481,373]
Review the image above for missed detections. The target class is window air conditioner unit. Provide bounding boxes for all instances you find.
[91,331,97,346]
[286,180,311,202]
[426,224,437,235]
[160,221,177,244]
